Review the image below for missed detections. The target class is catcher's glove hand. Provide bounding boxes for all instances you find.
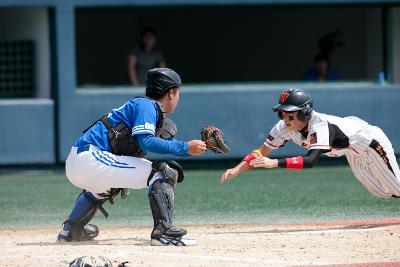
[200,125,230,154]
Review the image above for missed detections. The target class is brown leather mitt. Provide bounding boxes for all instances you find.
[200,125,230,154]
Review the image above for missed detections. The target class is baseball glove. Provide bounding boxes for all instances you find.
[200,125,230,154]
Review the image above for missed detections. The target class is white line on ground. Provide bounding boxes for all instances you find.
[219,226,386,236]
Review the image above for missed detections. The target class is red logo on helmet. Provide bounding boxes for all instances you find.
[279,92,290,103]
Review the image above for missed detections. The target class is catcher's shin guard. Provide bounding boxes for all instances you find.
[57,191,103,242]
[148,180,187,239]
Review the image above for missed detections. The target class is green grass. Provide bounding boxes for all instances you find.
[0,165,399,229]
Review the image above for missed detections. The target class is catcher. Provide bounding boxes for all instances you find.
[58,67,230,247]
[221,88,400,200]
[58,68,207,246]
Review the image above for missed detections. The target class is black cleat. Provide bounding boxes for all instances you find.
[164,226,187,238]
[57,223,99,242]
[151,235,197,246]
[151,225,187,240]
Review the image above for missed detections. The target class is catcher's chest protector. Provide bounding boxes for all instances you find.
[102,102,165,157]
[102,116,148,157]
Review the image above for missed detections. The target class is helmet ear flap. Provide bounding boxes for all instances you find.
[297,103,313,122]
[297,111,306,121]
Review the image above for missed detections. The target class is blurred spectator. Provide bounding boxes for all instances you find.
[304,53,338,81]
[128,27,166,86]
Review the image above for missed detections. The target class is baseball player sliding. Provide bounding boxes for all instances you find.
[221,88,400,199]
[57,68,207,246]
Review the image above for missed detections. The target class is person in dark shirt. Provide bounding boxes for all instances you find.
[128,27,166,86]
[304,53,338,81]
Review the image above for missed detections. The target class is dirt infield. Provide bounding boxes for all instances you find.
[1,218,400,267]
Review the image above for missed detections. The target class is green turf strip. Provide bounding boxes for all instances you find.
[0,165,399,228]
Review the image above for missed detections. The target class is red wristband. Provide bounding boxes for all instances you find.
[243,154,256,169]
[285,156,304,170]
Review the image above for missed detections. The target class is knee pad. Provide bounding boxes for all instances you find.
[147,161,184,187]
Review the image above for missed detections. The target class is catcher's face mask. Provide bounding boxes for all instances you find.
[69,256,113,267]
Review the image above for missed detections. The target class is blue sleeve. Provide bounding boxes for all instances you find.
[132,99,158,136]
[166,137,192,158]
[137,134,190,157]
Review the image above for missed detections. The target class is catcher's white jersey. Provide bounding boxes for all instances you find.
[265,112,400,198]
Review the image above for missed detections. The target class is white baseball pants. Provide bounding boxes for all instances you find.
[346,126,400,198]
[65,145,161,198]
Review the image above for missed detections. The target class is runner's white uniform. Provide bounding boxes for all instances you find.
[264,111,400,198]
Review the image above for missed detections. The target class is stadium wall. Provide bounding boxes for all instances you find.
[55,84,400,162]
[0,84,398,165]
[0,99,54,164]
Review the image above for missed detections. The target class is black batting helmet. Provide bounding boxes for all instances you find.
[272,88,313,121]
[146,68,181,97]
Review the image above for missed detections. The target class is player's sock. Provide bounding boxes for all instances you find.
[58,191,100,241]
[63,191,97,230]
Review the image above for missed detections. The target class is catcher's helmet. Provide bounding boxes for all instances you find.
[272,88,313,121]
[69,256,113,267]
[146,68,181,97]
